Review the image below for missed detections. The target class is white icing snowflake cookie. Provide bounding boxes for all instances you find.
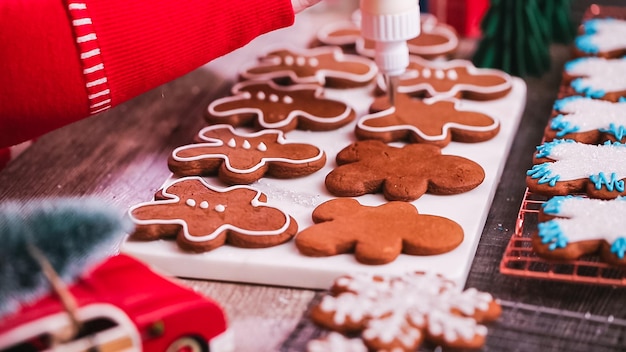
[546,96,626,143]
[526,139,626,199]
[575,18,626,58]
[533,195,626,266]
[563,57,626,102]
[309,272,501,351]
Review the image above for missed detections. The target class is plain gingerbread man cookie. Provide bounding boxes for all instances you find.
[325,140,485,201]
[295,198,464,264]
[128,177,297,252]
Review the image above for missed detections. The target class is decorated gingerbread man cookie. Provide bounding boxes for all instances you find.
[295,198,464,264]
[309,272,501,351]
[239,46,377,88]
[533,195,626,267]
[356,93,500,147]
[376,56,513,100]
[527,139,626,199]
[325,140,485,201]
[316,13,458,60]
[562,57,626,101]
[168,125,326,184]
[546,96,626,143]
[206,80,356,132]
[128,177,297,252]
[575,18,626,58]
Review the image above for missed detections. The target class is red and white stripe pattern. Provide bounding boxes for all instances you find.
[67,2,112,115]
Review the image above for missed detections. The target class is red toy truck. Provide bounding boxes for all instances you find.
[0,254,233,352]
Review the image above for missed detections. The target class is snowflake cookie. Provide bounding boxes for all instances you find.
[376,56,512,100]
[562,57,626,101]
[295,198,464,264]
[239,46,377,88]
[533,195,626,266]
[206,80,356,132]
[309,272,501,351]
[316,13,458,60]
[326,140,485,201]
[168,125,326,184]
[545,96,626,143]
[128,177,297,252]
[575,18,626,58]
[356,93,500,147]
[527,139,626,199]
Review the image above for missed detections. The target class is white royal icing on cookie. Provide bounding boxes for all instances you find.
[319,272,495,345]
[377,56,512,98]
[207,80,354,130]
[532,140,626,181]
[579,19,626,53]
[551,97,626,137]
[128,176,292,242]
[540,196,626,248]
[172,124,325,174]
[357,96,500,142]
[566,57,626,93]
[240,45,377,86]
[307,332,368,352]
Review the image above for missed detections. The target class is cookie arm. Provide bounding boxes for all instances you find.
[0,0,295,149]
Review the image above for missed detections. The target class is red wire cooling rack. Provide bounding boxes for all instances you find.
[499,189,626,286]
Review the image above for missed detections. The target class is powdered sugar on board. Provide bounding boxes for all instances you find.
[121,76,526,289]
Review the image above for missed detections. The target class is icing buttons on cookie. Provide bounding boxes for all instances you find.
[206,80,356,132]
[377,56,512,100]
[128,176,297,251]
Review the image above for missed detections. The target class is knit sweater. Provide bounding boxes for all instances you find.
[0,0,295,167]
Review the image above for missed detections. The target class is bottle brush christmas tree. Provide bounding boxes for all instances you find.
[472,0,552,77]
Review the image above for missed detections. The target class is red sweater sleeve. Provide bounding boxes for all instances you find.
[0,0,295,149]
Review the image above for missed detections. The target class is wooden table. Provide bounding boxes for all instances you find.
[2,1,626,351]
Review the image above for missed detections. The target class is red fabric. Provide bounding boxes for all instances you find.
[0,0,295,149]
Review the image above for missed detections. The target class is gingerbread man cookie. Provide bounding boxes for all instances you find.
[325,140,485,201]
[527,139,626,199]
[309,272,501,351]
[206,80,356,132]
[128,177,297,252]
[356,93,500,147]
[533,195,626,267]
[575,18,626,58]
[316,13,458,60]
[168,125,326,184]
[562,57,626,101]
[240,46,377,88]
[295,198,464,264]
[376,56,513,100]
[545,96,626,143]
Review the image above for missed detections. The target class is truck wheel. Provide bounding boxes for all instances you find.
[166,336,206,352]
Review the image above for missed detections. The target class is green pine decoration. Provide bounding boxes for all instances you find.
[538,0,576,44]
[472,0,551,77]
[0,198,132,317]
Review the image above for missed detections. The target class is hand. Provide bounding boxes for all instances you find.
[292,0,322,13]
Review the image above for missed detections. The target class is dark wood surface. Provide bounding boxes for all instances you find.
[2,1,626,351]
